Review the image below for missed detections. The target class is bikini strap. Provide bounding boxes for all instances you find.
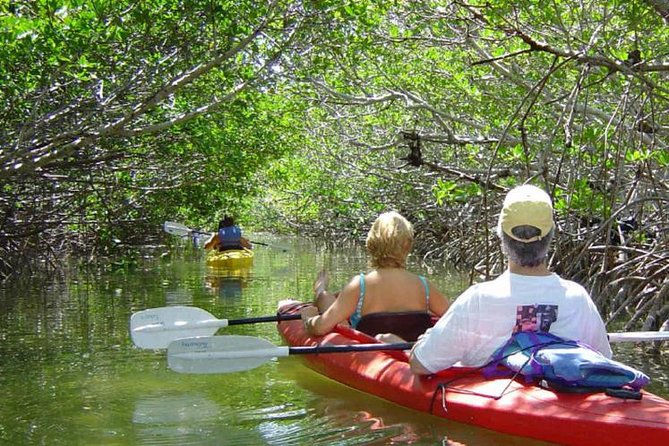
[349,273,366,328]
[356,273,366,312]
[418,275,430,309]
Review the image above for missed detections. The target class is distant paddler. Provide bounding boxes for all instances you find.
[204,216,252,252]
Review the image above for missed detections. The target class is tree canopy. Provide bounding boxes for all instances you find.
[1,1,668,332]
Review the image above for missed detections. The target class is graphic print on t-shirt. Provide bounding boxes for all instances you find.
[514,304,558,333]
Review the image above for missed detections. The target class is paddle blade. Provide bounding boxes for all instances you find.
[609,331,669,343]
[130,306,224,349]
[167,335,289,374]
[163,221,192,236]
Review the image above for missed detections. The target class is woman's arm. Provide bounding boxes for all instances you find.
[301,276,360,336]
[427,280,450,317]
[203,233,219,250]
[240,236,252,249]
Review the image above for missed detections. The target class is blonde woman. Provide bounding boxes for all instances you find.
[300,211,449,341]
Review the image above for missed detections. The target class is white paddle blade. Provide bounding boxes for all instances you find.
[163,221,192,236]
[130,306,225,349]
[167,336,289,374]
[609,331,669,343]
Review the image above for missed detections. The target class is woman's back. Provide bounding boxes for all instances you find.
[357,268,430,314]
[300,211,449,338]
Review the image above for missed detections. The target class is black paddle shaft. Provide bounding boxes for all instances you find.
[227,313,302,325]
[288,342,414,355]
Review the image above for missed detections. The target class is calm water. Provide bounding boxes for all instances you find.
[0,236,667,445]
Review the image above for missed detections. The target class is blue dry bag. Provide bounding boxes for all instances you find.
[483,331,649,393]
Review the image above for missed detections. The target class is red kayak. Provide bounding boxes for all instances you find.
[277,301,669,446]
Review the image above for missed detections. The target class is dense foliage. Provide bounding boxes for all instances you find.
[1,1,668,331]
[258,0,669,332]
[1,0,313,264]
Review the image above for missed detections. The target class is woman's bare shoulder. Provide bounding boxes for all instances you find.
[342,273,363,292]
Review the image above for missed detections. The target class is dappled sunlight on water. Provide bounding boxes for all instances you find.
[0,236,666,445]
[273,360,554,446]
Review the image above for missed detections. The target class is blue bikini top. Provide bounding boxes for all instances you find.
[349,273,429,328]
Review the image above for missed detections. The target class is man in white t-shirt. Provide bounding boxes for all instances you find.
[409,185,612,375]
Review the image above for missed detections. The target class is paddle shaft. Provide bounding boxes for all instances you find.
[164,221,284,249]
[189,230,267,246]
[164,221,210,236]
[251,333,668,355]
[287,342,414,355]
[608,331,669,343]
[228,313,301,325]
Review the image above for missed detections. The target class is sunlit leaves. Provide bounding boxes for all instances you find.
[625,148,652,163]
[652,149,669,167]
[558,178,608,217]
[432,179,458,206]
[432,179,482,206]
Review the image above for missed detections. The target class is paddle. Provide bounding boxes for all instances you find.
[164,221,210,237]
[163,221,286,250]
[132,304,669,350]
[247,240,279,248]
[130,306,302,349]
[166,330,669,374]
[167,335,414,374]
[608,331,669,343]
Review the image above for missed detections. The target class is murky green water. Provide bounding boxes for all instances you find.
[1,236,667,445]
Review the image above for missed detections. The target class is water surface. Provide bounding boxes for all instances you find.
[0,236,666,445]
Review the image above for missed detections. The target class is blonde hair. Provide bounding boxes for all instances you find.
[365,211,414,269]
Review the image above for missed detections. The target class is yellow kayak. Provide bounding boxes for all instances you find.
[206,249,254,268]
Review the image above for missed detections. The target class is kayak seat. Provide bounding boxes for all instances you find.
[355,311,433,342]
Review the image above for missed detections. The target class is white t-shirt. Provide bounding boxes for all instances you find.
[413,271,613,373]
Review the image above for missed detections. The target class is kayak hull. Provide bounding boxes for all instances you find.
[277,301,669,446]
[206,249,254,268]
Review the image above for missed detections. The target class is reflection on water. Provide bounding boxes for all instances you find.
[0,236,666,446]
[133,393,221,425]
[205,266,252,301]
[165,289,193,306]
[273,360,554,446]
[235,402,403,446]
[132,393,228,445]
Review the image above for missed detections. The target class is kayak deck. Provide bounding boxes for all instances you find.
[206,248,254,268]
[277,301,669,446]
